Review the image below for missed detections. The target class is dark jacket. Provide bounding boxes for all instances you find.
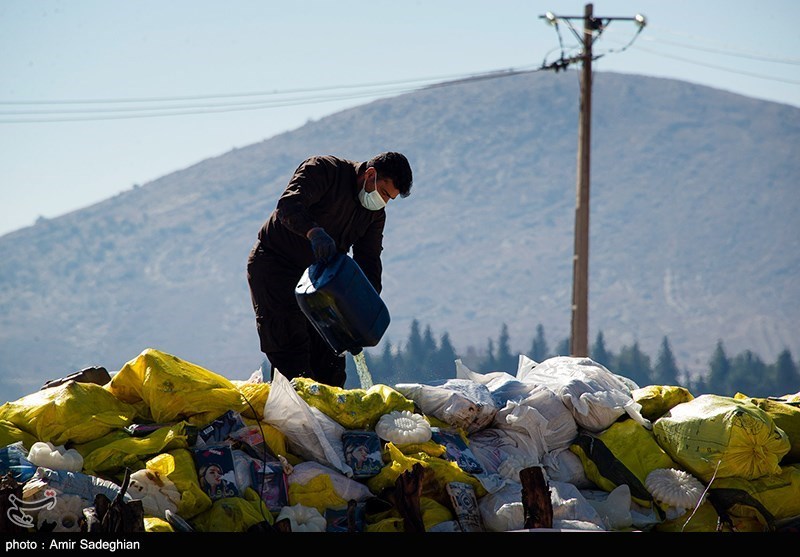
[255,155,385,292]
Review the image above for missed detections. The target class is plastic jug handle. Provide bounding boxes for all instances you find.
[309,252,343,283]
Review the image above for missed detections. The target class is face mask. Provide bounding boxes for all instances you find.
[358,172,386,211]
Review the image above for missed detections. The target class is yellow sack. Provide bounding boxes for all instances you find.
[147,448,211,519]
[106,348,248,426]
[570,418,679,508]
[709,463,800,528]
[734,393,800,463]
[0,381,137,446]
[0,420,37,450]
[191,488,272,532]
[653,394,790,482]
[364,496,454,532]
[144,517,173,532]
[233,381,271,421]
[632,385,694,422]
[288,473,348,514]
[366,442,485,506]
[291,378,415,429]
[78,422,194,476]
[652,501,724,533]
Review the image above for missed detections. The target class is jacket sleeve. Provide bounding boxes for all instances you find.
[352,214,385,294]
[275,157,329,237]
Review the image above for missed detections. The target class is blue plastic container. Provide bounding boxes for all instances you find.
[295,253,390,355]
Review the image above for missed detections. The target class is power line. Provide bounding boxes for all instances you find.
[0,66,539,123]
[624,43,800,85]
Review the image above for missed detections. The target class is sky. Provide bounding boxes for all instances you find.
[1,0,798,238]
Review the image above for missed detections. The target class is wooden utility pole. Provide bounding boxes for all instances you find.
[570,2,593,357]
[540,6,644,358]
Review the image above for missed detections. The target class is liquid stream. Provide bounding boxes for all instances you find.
[352,351,373,390]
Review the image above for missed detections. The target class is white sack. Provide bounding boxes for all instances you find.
[517,355,650,432]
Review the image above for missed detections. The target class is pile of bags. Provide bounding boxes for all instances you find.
[0,347,798,533]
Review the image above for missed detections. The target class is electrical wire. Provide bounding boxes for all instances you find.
[0,66,540,124]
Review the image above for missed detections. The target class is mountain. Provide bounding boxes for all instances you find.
[1,71,798,403]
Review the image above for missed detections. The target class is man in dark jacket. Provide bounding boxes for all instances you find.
[247,152,413,387]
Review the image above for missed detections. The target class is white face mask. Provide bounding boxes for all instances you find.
[358,172,386,211]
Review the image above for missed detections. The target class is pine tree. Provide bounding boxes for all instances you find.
[405,319,425,376]
[613,341,652,387]
[496,323,516,373]
[481,338,497,371]
[528,324,549,363]
[590,330,612,368]
[774,349,799,396]
[554,337,570,357]
[435,332,458,376]
[379,340,396,384]
[706,340,730,395]
[728,349,768,397]
[652,336,680,386]
[421,324,439,378]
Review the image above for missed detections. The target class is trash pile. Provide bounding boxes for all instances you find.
[1,347,798,533]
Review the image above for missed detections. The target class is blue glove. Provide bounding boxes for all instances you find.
[307,227,337,262]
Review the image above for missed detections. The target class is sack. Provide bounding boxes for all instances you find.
[653,394,790,482]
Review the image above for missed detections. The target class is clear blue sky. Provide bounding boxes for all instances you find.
[1,0,798,237]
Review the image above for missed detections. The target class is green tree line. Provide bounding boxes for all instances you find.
[349,320,799,398]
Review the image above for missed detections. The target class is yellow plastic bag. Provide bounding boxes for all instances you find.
[364,496,454,532]
[734,393,800,463]
[0,381,137,446]
[147,448,212,519]
[632,384,694,422]
[78,422,194,476]
[233,381,271,421]
[709,463,800,527]
[652,501,723,532]
[288,473,349,514]
[653,394,790,482]
[570,418,679,508]
[291,378,415,429]
[0,420,37,450]
[191,488,272,532]
[366,442,485,505]
[144,517,173,532]
[106,348,248,426]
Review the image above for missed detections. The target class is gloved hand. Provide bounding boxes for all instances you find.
[307,227,337,262]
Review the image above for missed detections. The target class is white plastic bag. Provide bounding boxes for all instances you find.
[394,379,497,433]
[262,371,352,476]
[517,355,650,432]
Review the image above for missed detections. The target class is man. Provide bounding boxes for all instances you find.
[247,152,413,387]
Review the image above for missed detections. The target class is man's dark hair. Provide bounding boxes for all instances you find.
[367,152,413,197]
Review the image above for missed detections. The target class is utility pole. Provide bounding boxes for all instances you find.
[571,2,594,357]
[539,5,646,358]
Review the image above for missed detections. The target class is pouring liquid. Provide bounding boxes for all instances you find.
[352,350,374,390]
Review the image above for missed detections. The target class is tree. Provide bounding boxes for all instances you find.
[554,337,570,357]
[528,324,549,363]
[706,340,731,395]
[435,332,458,375]
[590,330,612,368]
[378,340,397,384]
[774,349,799,396]
[481,338,497,372]
[652,336,680,386]
[421,324,439,378]
[613,341,652,387]
[727,349,768,397]
[495,323,517,373]
[405,319,425,372]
